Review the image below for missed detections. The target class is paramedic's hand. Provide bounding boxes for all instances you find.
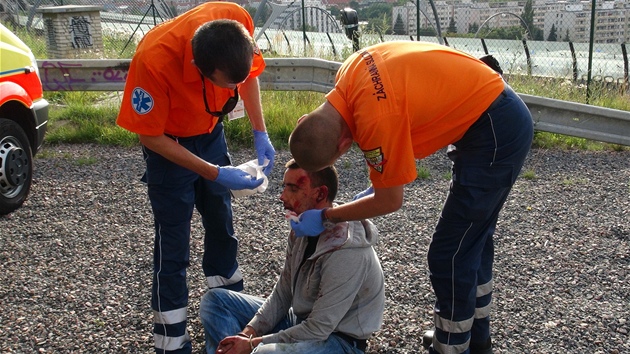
[215,166,264,190]
[290,209,325,237]
[353,186,374,200]
[253,130,275,176]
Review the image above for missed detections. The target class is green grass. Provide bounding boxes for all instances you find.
[46,91,138,147]
[44,77,629,153]
[224,90,325,149]
[521,169,537,180]
[46,90,324,149]
[416,162,431,180]
[4,24,48,58]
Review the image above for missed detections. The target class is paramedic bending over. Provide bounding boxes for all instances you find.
[288,41,533,354]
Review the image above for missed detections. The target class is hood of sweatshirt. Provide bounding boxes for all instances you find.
[308,218,378,259]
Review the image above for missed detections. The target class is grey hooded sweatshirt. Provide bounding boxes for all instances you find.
[248,218,385,343]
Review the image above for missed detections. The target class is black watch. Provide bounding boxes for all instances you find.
[321,208,335,229]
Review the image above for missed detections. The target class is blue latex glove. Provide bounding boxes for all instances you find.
[353,186,374,201]
[215,165,265,190]
[290,209,325,237]
[253,130,275,176]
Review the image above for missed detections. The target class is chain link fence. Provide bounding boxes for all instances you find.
[1,0,628,95]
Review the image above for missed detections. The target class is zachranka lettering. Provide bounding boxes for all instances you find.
[361,50,387,101]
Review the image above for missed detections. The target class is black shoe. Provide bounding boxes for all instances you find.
[470,337,493,354]
[421,330,434,350]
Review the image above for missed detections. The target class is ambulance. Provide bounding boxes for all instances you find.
[0,23,49,214]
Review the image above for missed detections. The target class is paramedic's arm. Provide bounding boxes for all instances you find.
[326,185,404,222]
[240,76,265,132]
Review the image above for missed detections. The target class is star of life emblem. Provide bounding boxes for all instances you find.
[132,87,154,114]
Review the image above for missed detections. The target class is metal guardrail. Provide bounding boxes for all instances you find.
[522,94,630,146]
[37,58,630,146]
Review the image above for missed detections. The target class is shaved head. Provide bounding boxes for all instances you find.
[289,102,349,171]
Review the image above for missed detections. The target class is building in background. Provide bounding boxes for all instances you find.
[393,0,630,43]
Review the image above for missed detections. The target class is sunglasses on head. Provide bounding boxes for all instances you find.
[200,73,239,117]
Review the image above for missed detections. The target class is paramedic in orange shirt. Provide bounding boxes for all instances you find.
[116,3,275,354]
[288,41,533,354]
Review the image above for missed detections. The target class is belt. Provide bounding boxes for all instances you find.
[164,121,224,142]
[164,130,217,142]
[334,332,367,352]
[164,133,198,142]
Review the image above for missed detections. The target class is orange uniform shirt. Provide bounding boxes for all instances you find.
[116,2,265,137]
[326,41,504,189]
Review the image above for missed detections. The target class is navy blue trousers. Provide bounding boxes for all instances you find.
[141,124,243,354]
[428,86,533,354]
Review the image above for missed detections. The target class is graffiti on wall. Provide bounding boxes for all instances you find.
[40,61,129,91]
[69,16,93,49]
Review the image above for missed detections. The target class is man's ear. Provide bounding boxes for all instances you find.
[337,136,353,155]
[296,114,308,124]
[316,186,329,203]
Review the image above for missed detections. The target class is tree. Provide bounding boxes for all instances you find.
[468,22,479,34]
[477,26,528,40]
[531,27,544,40]
[547,24,557,41]
[393,13,406,35]
[360,3,394,35]
[521,0,544,40]
[521,0,534,31]
[361,3,392,22]
[447,17,457,34]
[418,27,437,36]
[564,29,571,42]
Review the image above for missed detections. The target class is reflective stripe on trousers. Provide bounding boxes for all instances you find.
[142,124,244,353]
[428,87,533,354]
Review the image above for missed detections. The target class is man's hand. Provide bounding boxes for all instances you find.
[253,130,275,176]
[216,335,251,354]
[215,166,264,190]
[290,209,325,237]
[353,186,374,200]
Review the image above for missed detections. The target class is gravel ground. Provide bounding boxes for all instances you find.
[1,143,628,354]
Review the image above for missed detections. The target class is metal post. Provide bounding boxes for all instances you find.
[621,43,629,92]
[416,0,420,41]
[569,41,578,82]
[586,0,596,103]
[301,0,307,56]
[428,0,443,44]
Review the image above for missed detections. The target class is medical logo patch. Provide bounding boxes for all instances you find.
[132,87,154,114]
[363,147,386,173]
